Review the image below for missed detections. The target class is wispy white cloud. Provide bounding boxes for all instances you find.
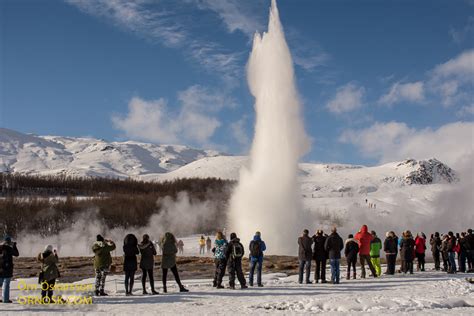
[456,104,474,117]
[66,0,186,47]
[449,16,474,44]
[428,49,474,107]
[230,116,250,148]
[191,0,264,38]
[339,121,474,168]
[112,85,235,145]
[66,0,243,85]
[326,83,365,114]
[379,81,425,106]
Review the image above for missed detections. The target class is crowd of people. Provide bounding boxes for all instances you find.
[297,226,474,285]
[0,226,472,303]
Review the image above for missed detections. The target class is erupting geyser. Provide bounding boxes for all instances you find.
[229,0,310,255]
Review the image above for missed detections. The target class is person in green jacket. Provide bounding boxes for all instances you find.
[370,231,382,277]
[37,245,59,302]
[92,235,116,296]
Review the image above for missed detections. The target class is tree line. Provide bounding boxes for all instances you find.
[0,173,235,237]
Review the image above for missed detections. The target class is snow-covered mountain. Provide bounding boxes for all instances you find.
[0,128,220,178]
[1,127,466,236]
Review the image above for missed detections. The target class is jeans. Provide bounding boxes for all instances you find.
[448,252,457,272]
[249,260,262,286]
[298,259,311,283]
[0,277,11,302]
[329,259,340,284]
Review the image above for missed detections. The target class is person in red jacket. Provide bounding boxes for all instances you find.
[414,232,426,271]
[354,225,377,278]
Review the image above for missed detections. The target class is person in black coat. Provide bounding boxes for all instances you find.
[384,231,398,275]
[399,231,415,274]
[0,236,19,303]
[344,234,359,280]
[312,230,328,283]
[466,228,474,272]
[123,234,139,295]
[138,234,158,294]
[297,229,313,284]
[225,233,247,289]
[430,232,441,271]
[324,227,344,284]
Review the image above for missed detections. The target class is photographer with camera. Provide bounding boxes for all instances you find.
[0,235,19,303]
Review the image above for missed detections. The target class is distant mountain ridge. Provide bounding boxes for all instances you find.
[0,128,220,178]
[0,128,458,188]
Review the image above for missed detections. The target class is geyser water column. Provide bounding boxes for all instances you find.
[229,0,309,255]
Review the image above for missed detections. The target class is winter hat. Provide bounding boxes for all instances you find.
[418,232,423,237]
[44,245,53,252]
[255,231,261,237]
[371,230,377,236]
[385,232,390,237]
[97,234,104,242]
[230,232,237,240]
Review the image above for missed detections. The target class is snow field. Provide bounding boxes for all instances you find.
[2,264,473,315]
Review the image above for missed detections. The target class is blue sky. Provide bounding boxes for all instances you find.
[1,0,473,166]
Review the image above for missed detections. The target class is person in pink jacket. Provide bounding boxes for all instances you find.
[415,232,427,271]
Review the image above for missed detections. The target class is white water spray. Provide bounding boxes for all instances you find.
[229,0,310,255]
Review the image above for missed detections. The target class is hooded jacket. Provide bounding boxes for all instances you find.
[370,236,382,258]
[298,233,313,261]
[38,250,59,281]
[92,240,116,270]
[226,237,244,262]
[139,241,157,270]
[249,235,266,263]
[344,238,359,260]
[0,240,19,278]
[354,225,373,256]
[161,233,178,269]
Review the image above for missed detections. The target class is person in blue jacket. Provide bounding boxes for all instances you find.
[249,231,266,287]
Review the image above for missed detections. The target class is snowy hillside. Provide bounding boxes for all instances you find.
[0,128,220,178]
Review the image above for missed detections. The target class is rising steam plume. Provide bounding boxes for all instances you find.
[229,0,309,255]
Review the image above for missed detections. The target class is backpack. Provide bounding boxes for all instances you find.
[250,241,261,258]
[232,243,244,259]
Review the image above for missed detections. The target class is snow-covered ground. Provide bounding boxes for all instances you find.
[3,264,473,315]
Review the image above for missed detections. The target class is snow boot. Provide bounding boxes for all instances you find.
[179,286,189,292]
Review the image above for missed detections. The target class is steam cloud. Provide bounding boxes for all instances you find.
[229,0,310,255]
[15,192,223,257]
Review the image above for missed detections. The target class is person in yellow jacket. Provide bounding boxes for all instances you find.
[199,235,206,255]
[370,231,382,277]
